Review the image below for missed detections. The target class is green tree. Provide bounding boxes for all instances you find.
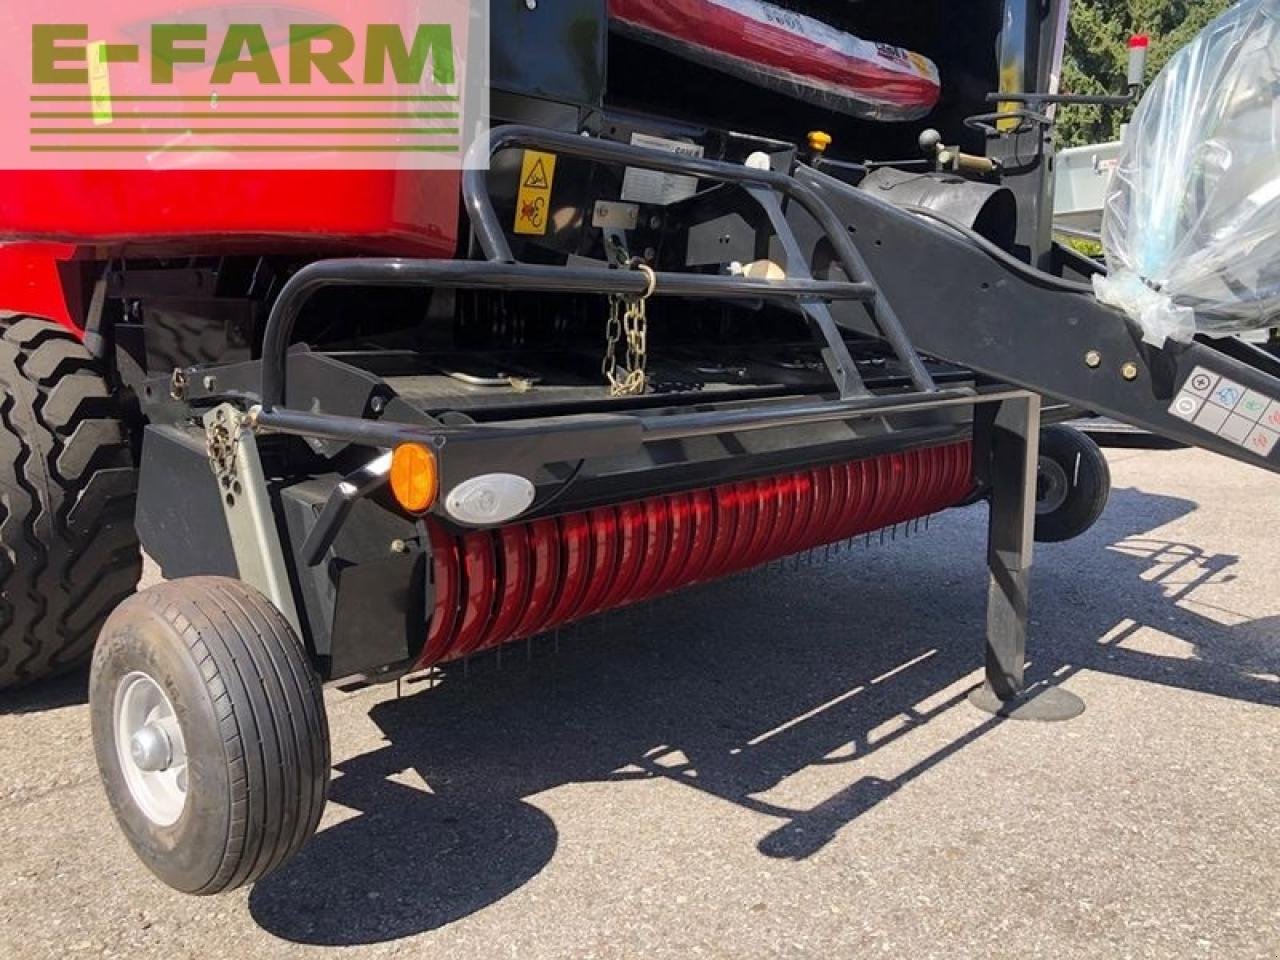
[1056,0,1234,147]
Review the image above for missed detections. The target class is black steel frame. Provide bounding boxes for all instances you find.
[190,122,1280,713]
[235,124,1099,714]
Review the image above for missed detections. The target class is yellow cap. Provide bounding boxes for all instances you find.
[807,130,833,154]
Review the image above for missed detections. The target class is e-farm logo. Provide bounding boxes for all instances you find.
[1,2,486,170]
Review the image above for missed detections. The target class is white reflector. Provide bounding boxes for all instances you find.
[444,473,537,526]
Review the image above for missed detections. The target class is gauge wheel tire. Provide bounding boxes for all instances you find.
[1034,425,1111,544]
[90,577,330,894]
[0,314,141,690]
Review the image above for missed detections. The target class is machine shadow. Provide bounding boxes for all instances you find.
[250,484,1279,946]
[0,665,89,716]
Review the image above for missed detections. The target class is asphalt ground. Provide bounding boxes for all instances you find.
[1,445,1277,959]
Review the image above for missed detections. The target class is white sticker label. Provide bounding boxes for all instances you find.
[621,133,705,206]
[1220,413,1255,444]
[1171,367,1280,458]
[1193,403,1229,433]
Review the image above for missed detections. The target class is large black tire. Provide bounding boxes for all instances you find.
[90,577,330,894]
[1034,425,1112,543]
[0,314,141,690]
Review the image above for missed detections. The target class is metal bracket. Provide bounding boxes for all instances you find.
[202,403,303,635]
[744,184,868,400]
[969,392,1084,721]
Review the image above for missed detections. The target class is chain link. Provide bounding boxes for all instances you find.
[205,408,243,481]
[602,263,655,397]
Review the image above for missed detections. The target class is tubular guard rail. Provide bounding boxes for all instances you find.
[419,440,973,666]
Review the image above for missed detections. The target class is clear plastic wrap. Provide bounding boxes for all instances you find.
[609,0,940,122]
[1093,0,1280,345]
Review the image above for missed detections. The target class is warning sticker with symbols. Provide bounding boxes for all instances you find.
[514,150,557,236]
[1169,365,1280,459]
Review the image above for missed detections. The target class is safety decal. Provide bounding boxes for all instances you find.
[514,150,556,236]
[1168,366,1280,458]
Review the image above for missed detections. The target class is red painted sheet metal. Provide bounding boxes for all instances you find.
[509,518,562,641]
[543,513,593,630]
[0,243,81,333]
[422,521,462,666]
[598,501,647,613]
[702,485,739,581]
[418,442,974,668]
[576,507,621,617]
[682,489,717,585]
[742,478,778,569]
[626,499,671,603]
[449,531,498,659]
[724,482,759,578]
[475,524,533,654]
[652,493,696,596]
[0,171,460,259]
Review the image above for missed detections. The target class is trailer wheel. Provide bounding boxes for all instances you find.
[0,315,141,690]
[90,577,330,894]
[1034,425,1111,543]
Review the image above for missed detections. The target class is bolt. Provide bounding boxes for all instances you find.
[524,0,536,8]
[390,539,409,554]
[202,375,217,391]
[370,395,387,414]
[1121,361,1140,381]
[1084,350,1102,368]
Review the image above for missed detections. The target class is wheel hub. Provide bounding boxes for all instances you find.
[1036,455,1071,516]
[113,672,188,827]
[129,723,172,773]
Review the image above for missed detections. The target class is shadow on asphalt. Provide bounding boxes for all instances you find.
[0,665,88,716]
[242,486,1278,946]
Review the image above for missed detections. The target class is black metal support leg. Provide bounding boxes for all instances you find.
[969,392,1084,721]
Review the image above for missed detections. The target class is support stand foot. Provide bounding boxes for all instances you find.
[968,682,1085,722]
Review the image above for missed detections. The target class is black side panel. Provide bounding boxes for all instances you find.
[492,0,606,107]
[135,425,238,579]
[281,479,428,681]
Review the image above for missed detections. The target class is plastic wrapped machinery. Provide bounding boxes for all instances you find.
[609,0,941,121]
[1094,0,1280,345]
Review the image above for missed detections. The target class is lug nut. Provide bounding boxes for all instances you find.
[1085,350,1102,368]
[1121,362,1140,381]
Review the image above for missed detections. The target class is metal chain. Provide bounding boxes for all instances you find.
[205,407,243,482]
[602,263,656,397]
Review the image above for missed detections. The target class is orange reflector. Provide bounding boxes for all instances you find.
[390,443,438,514]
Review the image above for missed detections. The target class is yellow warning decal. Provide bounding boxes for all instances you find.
[514,150,556,236]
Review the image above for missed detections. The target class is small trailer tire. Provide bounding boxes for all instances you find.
[90,577,330,894]
[0,315,141,690]
[1034,425,1111,543]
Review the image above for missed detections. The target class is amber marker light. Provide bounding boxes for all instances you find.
[390,443,438,513]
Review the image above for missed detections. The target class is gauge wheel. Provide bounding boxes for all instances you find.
[90,577,329,894]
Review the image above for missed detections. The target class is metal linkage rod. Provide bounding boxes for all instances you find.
[259,260,872,409]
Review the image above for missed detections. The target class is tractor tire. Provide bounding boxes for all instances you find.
[0,314,141,691]
[1034,425,1111,543]
[90,577,330,894]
